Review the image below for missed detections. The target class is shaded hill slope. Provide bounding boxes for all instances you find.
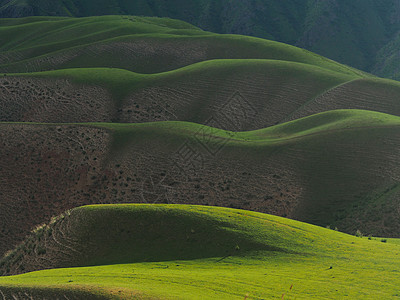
[0,204,400,299]
[2,1,400,79]
[2,110,400,258]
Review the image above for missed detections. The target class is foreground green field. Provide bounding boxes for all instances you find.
[0,204,399,299]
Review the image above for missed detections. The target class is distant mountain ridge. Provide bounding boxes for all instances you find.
[2,0,400,79]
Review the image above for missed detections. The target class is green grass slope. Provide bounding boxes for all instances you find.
[5,17,400,130]
[9,16,400,132]
[2,1,400,79]
[2,110,400,258]
[0,204,400,299]
[0,15,366,76]
[0,204,312,274]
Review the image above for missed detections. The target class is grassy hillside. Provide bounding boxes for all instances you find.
[4,61,400,129]
[0,60,360,127]
[2,110,400,258]
[1,11,399,300]
[6,17,400,129]
[0,204,399,299]
[2,1,400,78]
[0,15,365,76]
[11,17,400,132]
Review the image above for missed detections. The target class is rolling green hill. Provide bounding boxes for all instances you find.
[2,110,400,259]
[2,1,400,79]
[0,61,360,127]
[1,12,400,299]
[9,16,400,131]
[0,204,399,299]
[4,17,400,131]
[4,61,400,130]
[0,15,364,75]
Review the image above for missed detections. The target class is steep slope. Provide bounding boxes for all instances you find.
[10,16,400,132]
[0,204,400,299]
[2,110,400,258]
[2,1,400,78]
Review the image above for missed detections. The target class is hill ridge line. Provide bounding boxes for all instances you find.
[4,58,363,77]
[2,109,400,143]
[282,78,361,122]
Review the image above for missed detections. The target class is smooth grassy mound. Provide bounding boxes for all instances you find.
[0,204,317,275]
[2,110,400,258]
[0,204,400,299]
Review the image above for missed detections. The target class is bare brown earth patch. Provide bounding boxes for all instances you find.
[120,71,329,129]
[0,77,114,123]
[0,286,110,299]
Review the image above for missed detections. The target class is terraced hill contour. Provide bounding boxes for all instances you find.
[4,65,400,130]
